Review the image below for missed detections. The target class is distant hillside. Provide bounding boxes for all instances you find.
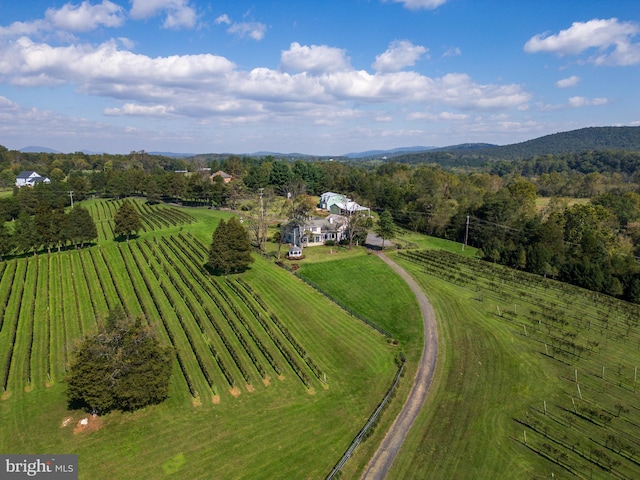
[20,146,61,153]
[430,143,497,152]
[393,126,640,165]
[344,146,435,159]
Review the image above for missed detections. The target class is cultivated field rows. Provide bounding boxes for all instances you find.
[0,200,325,404]
[399,249,640,478]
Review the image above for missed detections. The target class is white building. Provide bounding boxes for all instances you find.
[15,171,51,188]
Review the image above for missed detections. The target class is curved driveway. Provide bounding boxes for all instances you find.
[361,252,439,480]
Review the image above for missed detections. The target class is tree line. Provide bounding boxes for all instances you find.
[4,143,640,301]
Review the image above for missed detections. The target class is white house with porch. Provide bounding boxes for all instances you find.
[15,171,51,188]
[283,214,347,247]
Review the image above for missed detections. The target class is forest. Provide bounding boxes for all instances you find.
[2,132,640,303]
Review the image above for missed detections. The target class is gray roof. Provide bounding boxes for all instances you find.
[17,171,41,179]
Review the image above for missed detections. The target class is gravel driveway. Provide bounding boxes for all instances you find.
[361,252,439,480]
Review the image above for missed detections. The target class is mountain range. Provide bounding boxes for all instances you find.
[17,126,640,160]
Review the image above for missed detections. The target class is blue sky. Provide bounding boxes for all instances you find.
[0,0,638,155]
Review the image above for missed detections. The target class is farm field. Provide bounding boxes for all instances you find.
[386,249,640,479]
[535,196,591,211]
[0,198,400,479]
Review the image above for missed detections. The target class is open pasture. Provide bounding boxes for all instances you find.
[0,201,398,479]
[393,248,640,478]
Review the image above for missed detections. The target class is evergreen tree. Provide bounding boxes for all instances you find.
[268,160,293,194]
[13,211,39,255]
[34,204,62,254]
[0,221,13,260]
[374,210,396,248]
[113,200,142,241]
[66,307,172,413]
[208,217,254,274]
[65,206,98,248]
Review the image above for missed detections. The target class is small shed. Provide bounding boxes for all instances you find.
[288,245,303,259]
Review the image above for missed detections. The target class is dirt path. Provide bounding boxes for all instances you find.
[361,252,438,480]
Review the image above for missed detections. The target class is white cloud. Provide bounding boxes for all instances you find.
[0,38,531,131]
[0,37,236,88]
[214,14,267,41]
[384,0,449,10]
[214,14,231,25]
[104,103,175,116]
[129,0,197,29]
[524,18,640,66]
[280,42,352,74]
[0,0,124,36]
[0,94,154,151]
[568,96,609,107]
[46,0,125,32]
[407,111,468,121]
[372,40,428,73]
[555,75,580,88]
[227,22,268,41]
[439,111,468,120]
[442,47,461,58]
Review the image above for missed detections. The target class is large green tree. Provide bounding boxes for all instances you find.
[65,206,98,248]
[0,222,13,260]
[113,200,142,241]
[13,211,39,255]
[374,210,396,248]
[208,217,254,274]
[66,307,172,413]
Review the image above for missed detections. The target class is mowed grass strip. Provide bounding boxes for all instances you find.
[1,259,27,394]
[7,255,37,393]
[60,254,82,344]
[68,251,96,334]
[31,255,50,388]
[48,254,66,382]
[77,249,110,317]
[297,252,422,357]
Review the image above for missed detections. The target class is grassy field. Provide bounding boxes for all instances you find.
[0,199,399,479]
[388,250,640,478]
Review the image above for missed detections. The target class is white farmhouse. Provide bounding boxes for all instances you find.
[15,171,51,188]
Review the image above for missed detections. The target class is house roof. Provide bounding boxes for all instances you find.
[17,171,41,179]
[332,201,369,212]
[211,170,232,179]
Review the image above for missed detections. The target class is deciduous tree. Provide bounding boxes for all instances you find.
[113,200,142,241]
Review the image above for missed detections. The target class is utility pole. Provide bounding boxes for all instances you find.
[69,190,74,208]
[462,215,469,250]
